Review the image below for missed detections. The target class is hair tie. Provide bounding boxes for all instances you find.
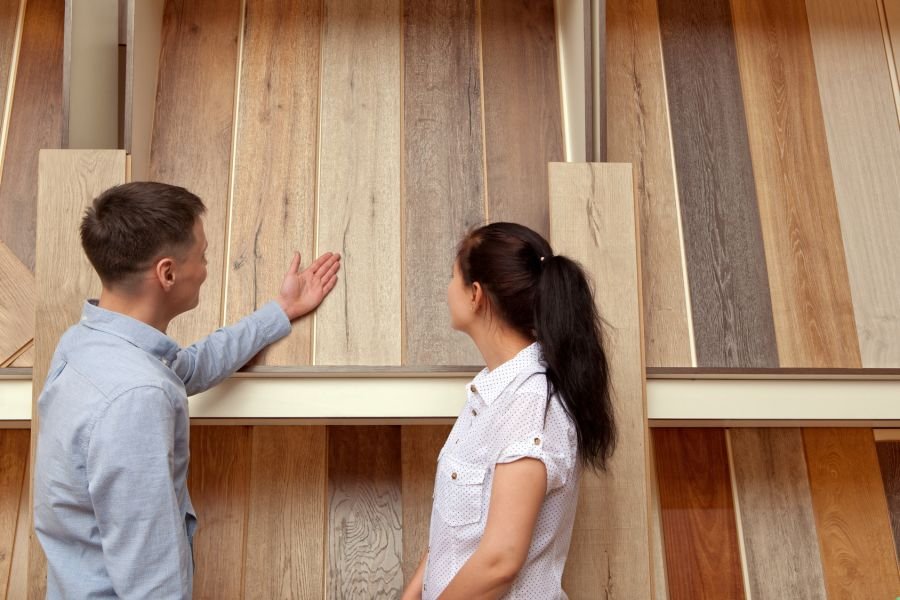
[540,256,546,262]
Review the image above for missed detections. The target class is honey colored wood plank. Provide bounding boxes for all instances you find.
[0,429,28,596]
[400,425,451,583]
[7,443,29,599]
[328,426,403,598]
[0,240,33,365]
[882,0,900,116]
[607,0,692,369]
[549,163,652,599]
[729,428,827,599]
[648,432,669,600]
[226,0,321,366]
[804,428,900,597]
[806,0,900,367]
[402,0,484,366]
[0,0,64,272]
[481,0,564,237]
[653,428,745,600]
[657,0,779,369]
[6,339,33,368]
[187,426,251,599]
[0,0,21,133]
[731,0,860,369]
[876,441,900,564]
[314,0,401,366]
[243,426,326,598]
[149,0,241,347]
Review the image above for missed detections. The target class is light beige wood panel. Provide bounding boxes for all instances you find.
[0,429,28,597]
[606,0,692,369]
[0,240,34,366]
[31,150,127,599]
[806,0,900,367]
[226,0,321,366]
[314,0,401,366]
[8,340,32,368]
[550,163,652,599]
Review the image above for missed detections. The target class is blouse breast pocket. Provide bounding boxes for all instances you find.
[434,454,487,527]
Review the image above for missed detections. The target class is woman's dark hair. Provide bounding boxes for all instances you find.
[456,222,616,471]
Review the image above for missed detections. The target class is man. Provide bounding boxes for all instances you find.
[33,182,340,598]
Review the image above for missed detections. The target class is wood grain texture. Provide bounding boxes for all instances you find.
[6,444,29,599]
[481,0,564,237]
[648,433,669,600]
[606,0,692,369]
[731,0,860,369]
[6,339,33,368]
[314,0,401,366]
[653,428,745,600]
[328,426,403,599]
[226,0,321,366]
[187,426,251,599]
[0,429,28,597]
[0,0,64,272]
[729,428,827,599]
[149,0,241,346]
[806,0,900,367]
[0,240,34,365]
[549,163,652,599]
[402,0,484,366]
[400,425,451,583]
[804,428,900,597]
[0,0,20,133]
[243,426,326,599]
[876,441,900,565]
[887,0,900,97]
[657,0,779,369]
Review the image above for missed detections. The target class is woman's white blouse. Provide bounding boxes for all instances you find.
[423,343,580,599]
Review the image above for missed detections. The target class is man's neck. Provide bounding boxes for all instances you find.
[97,289,172,333]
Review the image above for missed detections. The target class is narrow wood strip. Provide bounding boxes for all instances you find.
[882,0,900,120]
[4,339,33,369]
[648,432,669,599]
[0,429,28,596]
[6,441,29,598]
[0,241,34,366]
[0,0,21,138]
[876,440,900,566]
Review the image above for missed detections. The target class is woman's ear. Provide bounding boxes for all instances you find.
[471,281,483,312]
[155,257,176,291]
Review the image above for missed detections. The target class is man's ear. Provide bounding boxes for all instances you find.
[155,257,176,291]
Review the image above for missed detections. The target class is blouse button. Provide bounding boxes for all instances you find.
[471,409,477,416]
[470,384,477,394]
[451,472,458,480]
[534,437,541,445]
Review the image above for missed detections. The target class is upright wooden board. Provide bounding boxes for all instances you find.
[402,0,485,367]
[314,0,402,366]
[886,0,900,103]
[606,0,692,369]
[0,241,34,365]
[6,444,29,599]
[0,429,28,597]
[226,0,321,366]
[0,0,20,134]
[657,0,779,369]
[876,440,900,565]
[481,0,564,237]
[648,433,669,600]
[549,163,652,599]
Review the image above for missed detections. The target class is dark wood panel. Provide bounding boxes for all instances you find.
[0,0,20,130]
[0,429,28,596]
[876,441,900,570]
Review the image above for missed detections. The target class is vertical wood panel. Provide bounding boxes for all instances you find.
[550,163,652,599]
[804,428,900,597]
[402,0,484,366]
[481,0,564,237]
[0,241,34,365]
[149,0,241,346]
[731,0,860,369]
[648,433,669,600]
[729,428,827,599]
[226,0,321,366]
[882,0,900,115]
[653,428,745,600]
[657,0,779,369]
[876,440,900,565]
[806,0,900,367]
[0,429,28,597]
[6,445,30,599]
[606,0,692,369]
[0,0,21,134]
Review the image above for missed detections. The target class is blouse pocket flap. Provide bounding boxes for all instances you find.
[441,455,486,486]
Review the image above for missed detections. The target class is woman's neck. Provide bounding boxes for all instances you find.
[469,325,534,371]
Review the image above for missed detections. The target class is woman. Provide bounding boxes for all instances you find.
[402,222,617,600]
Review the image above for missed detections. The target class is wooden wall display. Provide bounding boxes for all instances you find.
[6,445,30,599]
[0,0,21,133]
[886,0,900,107]
[648,434,670,600]
[0,241,34,366]
[876,440,900,565]
[6,340,33,369]
[0,429,28,598]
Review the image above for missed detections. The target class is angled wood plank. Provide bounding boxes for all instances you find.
[402,0,484,366]
[648,433,669,600]
[0,240,34,365]
[804,428,900,597]
[226,0,321,366]
[328,426,403,598]
[0,0,64,272]
[657,0,779,369]
[0,0,21,136]
[314,0,401,366]
[481,0,564,237]
[6,443,30,599]
[883,0,900,115]
[876,440,900,565]
[731,0,860,369]
[550,163,652,599]
[243,426,326,599]
[607,0,692,369]
[729,428,827,599]
[806,0,900,367]
[653,428,745,600]
[149,0,241,347]
[0,429,28,597]
[4,339,33,369]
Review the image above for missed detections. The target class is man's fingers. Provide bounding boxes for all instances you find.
[323,276,338,295]
[287,251,302,275]
[307,252,334,274]
[320,261,340,284]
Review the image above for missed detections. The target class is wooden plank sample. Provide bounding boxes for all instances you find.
[882,0,900,115]
[657,0,779,369]
[328,426,403,599]
[481,0,564,237]
[0,0,64,272]
[648,433,669,600]
[400,425,451,583]
[806,0,900,367]
[653,428,745,599]
[0,0,21,132]
[187,426,251,599]
[804,428,900,597]
[149,0,241,346]
[226,0,321,366]
[6,444,30,599]
[0,240,34,365]
[876,440,900,565]
[314,0,401,366]
[606,0,692,368]
[244,426,326,599]
[0,429,28,597]
[402,0,484,366]
[731,0,860,369]
[549,163,652,599]
[9,340,33,368]
[729,428,827,599]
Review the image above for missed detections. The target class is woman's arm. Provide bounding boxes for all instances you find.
[401,552,428,600]
[438,458,547,600]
